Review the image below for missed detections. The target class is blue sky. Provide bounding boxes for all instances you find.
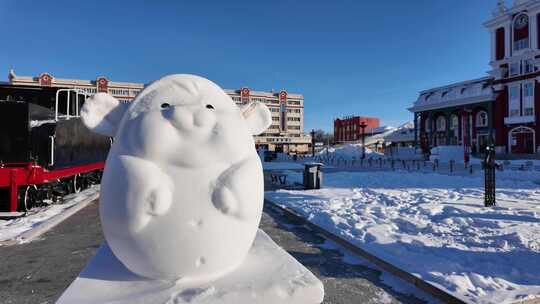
[0,0,499,131]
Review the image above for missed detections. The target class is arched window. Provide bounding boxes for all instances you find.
[476,111,488,127]
[425,117,431,132]
[513,13,529,51]
[436,116,446,132]
[449,114,459,130]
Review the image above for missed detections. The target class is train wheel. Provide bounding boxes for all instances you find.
[73,175,82,193]
[23,185,38,211]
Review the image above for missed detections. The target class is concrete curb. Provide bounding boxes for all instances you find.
[0,191,99,246]
[265,199,468,304]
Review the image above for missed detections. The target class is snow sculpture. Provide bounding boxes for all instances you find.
[80,74,272,281]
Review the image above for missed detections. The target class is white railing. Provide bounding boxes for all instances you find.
[55,89,87,121]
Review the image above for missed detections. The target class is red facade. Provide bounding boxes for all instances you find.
[334,116,379,142]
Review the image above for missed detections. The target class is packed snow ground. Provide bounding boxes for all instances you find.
[0,186,100,243]
[266,170,540,303]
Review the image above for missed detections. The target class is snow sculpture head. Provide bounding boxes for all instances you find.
[81,74,271,281]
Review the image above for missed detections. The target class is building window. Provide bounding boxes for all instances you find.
[270,107,279,112]
[524,59,535,73]
[524,82,534,97]
[513,13,529,51]
[109,89,130,96]
[449,114,459,130]
[509,62,521,76]
[509,84,520,117]
[524,82,535,116]
[476,111,488,127]
[272,117,280,121]
[425,118,431,132]
[436,116,446,132]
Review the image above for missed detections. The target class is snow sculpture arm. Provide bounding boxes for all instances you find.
[80,93,129,137]
[212,156,263,221]
[103,155,174,233]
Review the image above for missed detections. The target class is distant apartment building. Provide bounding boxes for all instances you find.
[225,88,311,154]
[409,0,540,156]
[5,70,310,153]
[333,116,380,143]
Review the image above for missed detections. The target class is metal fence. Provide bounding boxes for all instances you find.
[274,154,540,177]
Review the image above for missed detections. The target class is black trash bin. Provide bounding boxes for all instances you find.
[304,163,323,190]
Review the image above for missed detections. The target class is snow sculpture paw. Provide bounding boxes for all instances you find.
[146,188,172,216]
[212,185,241,219]
[128,185,173,233]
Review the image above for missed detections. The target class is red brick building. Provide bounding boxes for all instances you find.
[334,116,380,143]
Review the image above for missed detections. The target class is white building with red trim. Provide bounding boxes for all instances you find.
[409,0,540,157]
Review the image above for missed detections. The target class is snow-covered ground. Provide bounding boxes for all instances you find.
[0,186,100,244]
[266,171,540,303]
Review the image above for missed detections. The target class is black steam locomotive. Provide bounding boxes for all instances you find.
[0,83,111,215]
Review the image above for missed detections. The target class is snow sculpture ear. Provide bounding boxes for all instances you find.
[241,102,272,135]
[81,93,129,137]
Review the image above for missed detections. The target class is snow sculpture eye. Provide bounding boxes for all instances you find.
[161,103,171,109]
[206,104,215,110]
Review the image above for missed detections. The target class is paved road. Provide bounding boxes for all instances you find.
[0,202,103,304]
[0,201,430,304]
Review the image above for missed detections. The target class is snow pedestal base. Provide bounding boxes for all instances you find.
[57,229,324,304]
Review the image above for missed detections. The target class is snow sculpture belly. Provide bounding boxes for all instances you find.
[80,74,272,281]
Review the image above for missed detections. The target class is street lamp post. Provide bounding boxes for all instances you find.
[310,129,316,157]
[359,122,367,159]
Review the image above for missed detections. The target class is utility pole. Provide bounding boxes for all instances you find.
[360,122,367,159]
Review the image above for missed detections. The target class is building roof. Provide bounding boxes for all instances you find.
[409,77,496,113]
[8,69,145,89]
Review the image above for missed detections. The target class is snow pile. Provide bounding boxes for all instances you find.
[384,147,423,160]
[318,144,385,161]
[430,145,465,163]
[383,122,414,143]
[0,186,100,243]
[266,171,540,303]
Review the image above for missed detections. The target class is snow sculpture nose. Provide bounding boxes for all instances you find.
[168,105,195,130]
